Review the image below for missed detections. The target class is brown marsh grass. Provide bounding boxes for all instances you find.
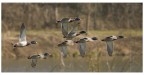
[2,29,142,72]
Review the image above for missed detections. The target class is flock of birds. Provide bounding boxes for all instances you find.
[11,17,125,68]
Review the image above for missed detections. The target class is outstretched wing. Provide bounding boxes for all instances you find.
[68,24,78,35]
[61,23,69,37]
[19,23,26,42]
[31,59,37,68]
[79,41,86,57]
[66,23,79,40]
[59,45,67,58]
[106,41,113,56]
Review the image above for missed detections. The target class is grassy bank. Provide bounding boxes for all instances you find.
[2,29,142,59]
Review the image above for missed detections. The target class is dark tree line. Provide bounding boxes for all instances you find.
[2,3,142,31]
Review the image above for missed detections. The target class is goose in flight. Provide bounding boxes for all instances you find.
[75,37,98,57]
[65,30,87,40]
[64,22,86,39]
[58,40,74,58]
[28,53,52,68]
[56,17,80,23]
[11,23,37,48]
[56,17,80,38]
[101,35,125,56]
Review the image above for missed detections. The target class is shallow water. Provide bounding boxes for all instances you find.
[2,55,142,72]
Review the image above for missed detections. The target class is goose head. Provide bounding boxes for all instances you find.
[92,37,98,40]
[43,53,53,58]
[43,53,49,59]
[74,17,80,21]
[58,41,67,46]
[44,53,49,56]
[101,36,115,41]
[79,31,87,34]
[83,38,87,40]
[75,41,79,43]
[31,41,37,44]
[56,20,61,23]
[80,38,88,41]
[13,43,19,47]
[117,36,125,39]
[27,56,31,59]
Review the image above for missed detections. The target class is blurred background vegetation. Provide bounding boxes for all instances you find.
[2,3,142,31]
[2,3,142,72]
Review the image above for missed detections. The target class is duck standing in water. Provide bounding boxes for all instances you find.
[28,53,52,68]
[101,35,125,56]
[75,37,98,57]
[11,23,37,49]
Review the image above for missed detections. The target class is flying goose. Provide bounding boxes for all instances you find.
[75,37,98,57]
[64,22,86,39]
[101,35,125,56]
[11,23,37,48]
[57,17,80,38]
[58,40,74,58]
[56,17,80,23]
[64,30,87,40]
[28,53,52,68]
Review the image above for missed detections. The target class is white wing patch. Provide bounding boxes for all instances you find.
[19,41,27,46]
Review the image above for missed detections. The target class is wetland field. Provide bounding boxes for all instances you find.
[2,30,142,72]
[2,3,142,72]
